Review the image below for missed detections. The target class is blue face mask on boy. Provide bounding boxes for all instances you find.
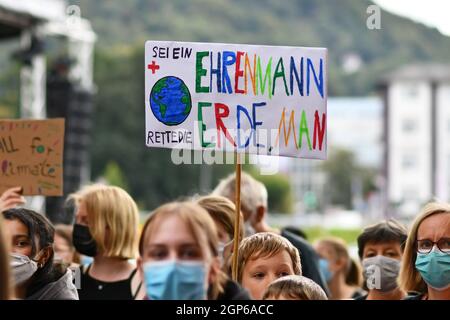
[415,249,450,290]
[143,260,207,300]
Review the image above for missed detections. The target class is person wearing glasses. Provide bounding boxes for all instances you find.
[399,202,450,300]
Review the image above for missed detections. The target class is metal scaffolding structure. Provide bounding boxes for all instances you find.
[0,0,96,222]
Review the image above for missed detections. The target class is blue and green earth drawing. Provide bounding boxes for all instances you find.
[149,76,192,126]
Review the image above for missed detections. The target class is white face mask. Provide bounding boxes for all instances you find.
[10,253,38,285]
[217,240,234,267]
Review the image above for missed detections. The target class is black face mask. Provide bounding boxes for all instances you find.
[73,224,97,257]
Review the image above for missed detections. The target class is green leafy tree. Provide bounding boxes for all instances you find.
[321,148,376,209]
[248,167,294,214]
[70,0,450,96]
[102,161,129,191]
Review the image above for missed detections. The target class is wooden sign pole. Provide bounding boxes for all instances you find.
[231,152,242,281]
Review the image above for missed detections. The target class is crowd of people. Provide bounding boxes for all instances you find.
[0,172,449,300]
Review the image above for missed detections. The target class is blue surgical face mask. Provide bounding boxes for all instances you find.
[80,255,94,266]
[143,260,207,300]
[415,248,450,291]
[318,258,333,283]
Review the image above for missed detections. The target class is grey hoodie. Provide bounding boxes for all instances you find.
[27,269,79,300]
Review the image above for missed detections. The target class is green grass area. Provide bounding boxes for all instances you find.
[304,227,362,245]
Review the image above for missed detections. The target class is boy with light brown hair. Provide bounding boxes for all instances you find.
[263,275,328,300]
[237,232,302,299]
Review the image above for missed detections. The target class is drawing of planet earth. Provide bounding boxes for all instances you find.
[149,76,192,126]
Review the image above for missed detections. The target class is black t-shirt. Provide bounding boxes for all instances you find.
[216,279,251,300]
[354,293,368,300]
[77,264,141,300]
[351,288,367,300]
[281,229,331,297]
[403,292,425,300]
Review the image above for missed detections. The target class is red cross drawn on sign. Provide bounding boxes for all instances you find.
[147,60,160,74]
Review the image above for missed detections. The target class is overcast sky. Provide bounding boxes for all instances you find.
[374,0,450,36]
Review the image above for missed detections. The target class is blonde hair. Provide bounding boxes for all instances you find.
[213,172,268,216]
[398,202,450,293]
[69,184,139,259]
[316,237,363,286]
[0,214,12,300]
[196,195,245,242]
[262,275,328,300]
[139,201,228,299]
[237,232,302,283]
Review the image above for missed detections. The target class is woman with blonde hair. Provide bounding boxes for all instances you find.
[399,202,450,300]
[70,184,143,300]
[314,237,365,299]
[138,201,250,300]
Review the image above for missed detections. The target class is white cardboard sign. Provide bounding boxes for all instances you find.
[145,40,327,159]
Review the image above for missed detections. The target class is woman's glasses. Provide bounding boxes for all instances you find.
[416,237,450,254]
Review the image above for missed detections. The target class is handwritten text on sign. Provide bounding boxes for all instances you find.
[145,41,327,159]
[0,119,65,196]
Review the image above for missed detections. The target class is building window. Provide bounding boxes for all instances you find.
[403,119,416,133]
[403,187,418,201]
[402,155,416,169]
[405,84,419,98]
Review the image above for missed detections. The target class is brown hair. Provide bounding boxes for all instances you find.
[398,202,450,293]
[139,201,228,299]
[0,214,12,300]
[357,219,408,259]
[237,232,302,283]
[54,224,81,264]
[196,195,244,241]
[262,275,328,300]
[2,208,66,298]
[316,237,363,286]
[196,195,245,276]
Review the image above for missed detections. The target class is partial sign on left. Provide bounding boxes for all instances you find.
[0,119,65,196]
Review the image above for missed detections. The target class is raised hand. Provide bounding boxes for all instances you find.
[0,187,25,212]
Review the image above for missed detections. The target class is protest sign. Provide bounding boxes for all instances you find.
[145,40,327,159]
[0,118,65,196]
